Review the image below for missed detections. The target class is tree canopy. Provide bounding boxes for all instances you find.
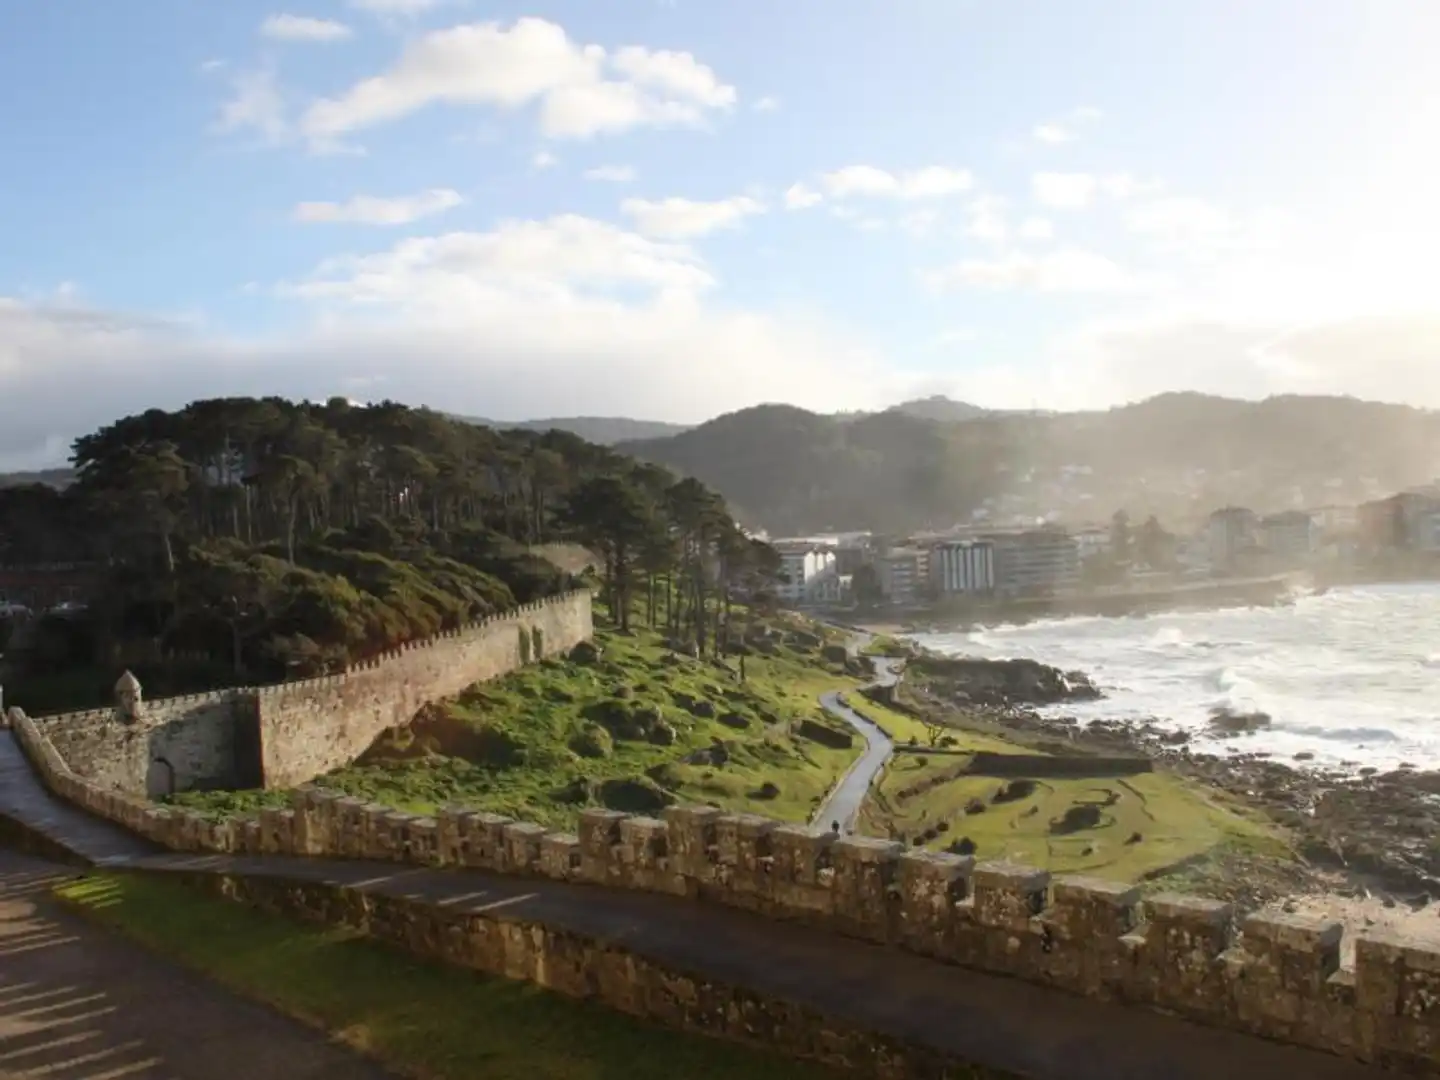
[0,397,774,706]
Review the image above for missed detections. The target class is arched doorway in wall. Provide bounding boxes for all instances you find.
[145,757,175,799]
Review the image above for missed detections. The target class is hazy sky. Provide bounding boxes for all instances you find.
[3,0,1440,467]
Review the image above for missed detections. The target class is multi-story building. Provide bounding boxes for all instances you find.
[1072,526,1111,564]
[1205,507,1259,570]
[929,540,996,595]
[1357,491,1440,553]
[983,528,1080,595]
[773,544,838,604]
[875,547,925,605]
[1309,504,1357,538]
[1260,510,1318,559]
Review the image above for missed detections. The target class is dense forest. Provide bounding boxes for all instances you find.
[622,393,1440,534]
[0,397,777,709]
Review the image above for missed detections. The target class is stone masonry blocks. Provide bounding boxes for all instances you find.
[22,688,1440,1071]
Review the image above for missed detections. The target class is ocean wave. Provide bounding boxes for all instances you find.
[915,581,1440,772]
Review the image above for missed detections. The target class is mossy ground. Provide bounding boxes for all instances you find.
[53,872,860,1080]
[173,619,871,829]
[859,748,1288,884]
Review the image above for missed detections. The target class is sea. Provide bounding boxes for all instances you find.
[914,582,1440,774]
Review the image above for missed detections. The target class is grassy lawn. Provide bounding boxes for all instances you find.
[859,753,1288,883]
[53,871,857,1080]
[174,619,872,830]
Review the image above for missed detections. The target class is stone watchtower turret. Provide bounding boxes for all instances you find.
[114,670,143,725]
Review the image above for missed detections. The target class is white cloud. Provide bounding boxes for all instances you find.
[924,249,1149,294]
[1031,106,1103,146]
[783,182,822,210]
[899,208,941,238]
[752,96,780,112]
[962,313,1440,413]
[620,195,765,239]
[819,165,973,200]
[1101,173,1162,200]
[1018,217,1053,240]
[1032,172,1098,209]
[610,46,735,108]
[216,67,289,144]
[301,18,736,144]
[1032,124,1074,145]
[532,150,558,169]
[0,218,908,469]
[292,188,464,225]
[583,164,636,182]
[260,14,353,41]
[965,196,1008,243]
[349,0,446,15]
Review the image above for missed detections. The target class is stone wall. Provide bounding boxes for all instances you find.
[256,590,593,787]
[170,868,958,1078]
[29,590,593,794]
[13,706,1440,1074]
[40,691,254,796]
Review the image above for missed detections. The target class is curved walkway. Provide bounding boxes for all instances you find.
[812,656,901,832]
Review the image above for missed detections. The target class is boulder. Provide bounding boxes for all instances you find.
[568,640,602,664]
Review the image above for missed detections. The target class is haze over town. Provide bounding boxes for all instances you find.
[3,0,1440,471]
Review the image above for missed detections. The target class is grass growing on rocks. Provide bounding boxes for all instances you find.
[859,753,1289,884]
[53,871,866,1080]
[174,620,870,829]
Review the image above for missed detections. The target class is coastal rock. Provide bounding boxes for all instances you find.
[909,655,1102,707]
[1208,707,1271,735]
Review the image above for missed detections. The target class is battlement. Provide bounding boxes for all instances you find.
[9,708,1434,1074]
[248,589,589,700]
[22,590,593,794]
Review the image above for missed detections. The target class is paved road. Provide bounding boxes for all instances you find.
[0,847,396,1080]
[811,657,902,833]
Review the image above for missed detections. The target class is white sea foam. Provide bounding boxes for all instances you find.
[914,583,1440,772]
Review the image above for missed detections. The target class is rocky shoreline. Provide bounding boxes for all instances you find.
[894,648,1440,908]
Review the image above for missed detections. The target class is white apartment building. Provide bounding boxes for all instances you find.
[773,545,838,604]
[929,540,996,595]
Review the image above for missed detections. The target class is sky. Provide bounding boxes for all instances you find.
[2,0,1440,468]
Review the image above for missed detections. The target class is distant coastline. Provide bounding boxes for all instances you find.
[838,572,1301,633]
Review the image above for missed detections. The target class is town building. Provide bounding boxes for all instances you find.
[1072,526,1111,564]
[1205,507,1259,570]
[929,540,996,595]
[772,544,838,605]
[983,528,1080,595]
[875,547,925,605]
[1260,510,1318,559]
[1309,504,1358,538]
[1357,491,1440,552]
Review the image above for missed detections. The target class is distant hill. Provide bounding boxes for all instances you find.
[887,395,993,423]
[0,467,75,489]
[621,393,1440,535]
[458,415,691,445]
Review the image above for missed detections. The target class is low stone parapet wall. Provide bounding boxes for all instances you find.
[11,708,1440,1073]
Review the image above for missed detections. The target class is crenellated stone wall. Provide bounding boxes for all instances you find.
[26,590,593,794]
[255,590,592,787]
[11,704,1440,1074]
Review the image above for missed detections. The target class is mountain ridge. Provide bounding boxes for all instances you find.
[616,392,1440,535]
